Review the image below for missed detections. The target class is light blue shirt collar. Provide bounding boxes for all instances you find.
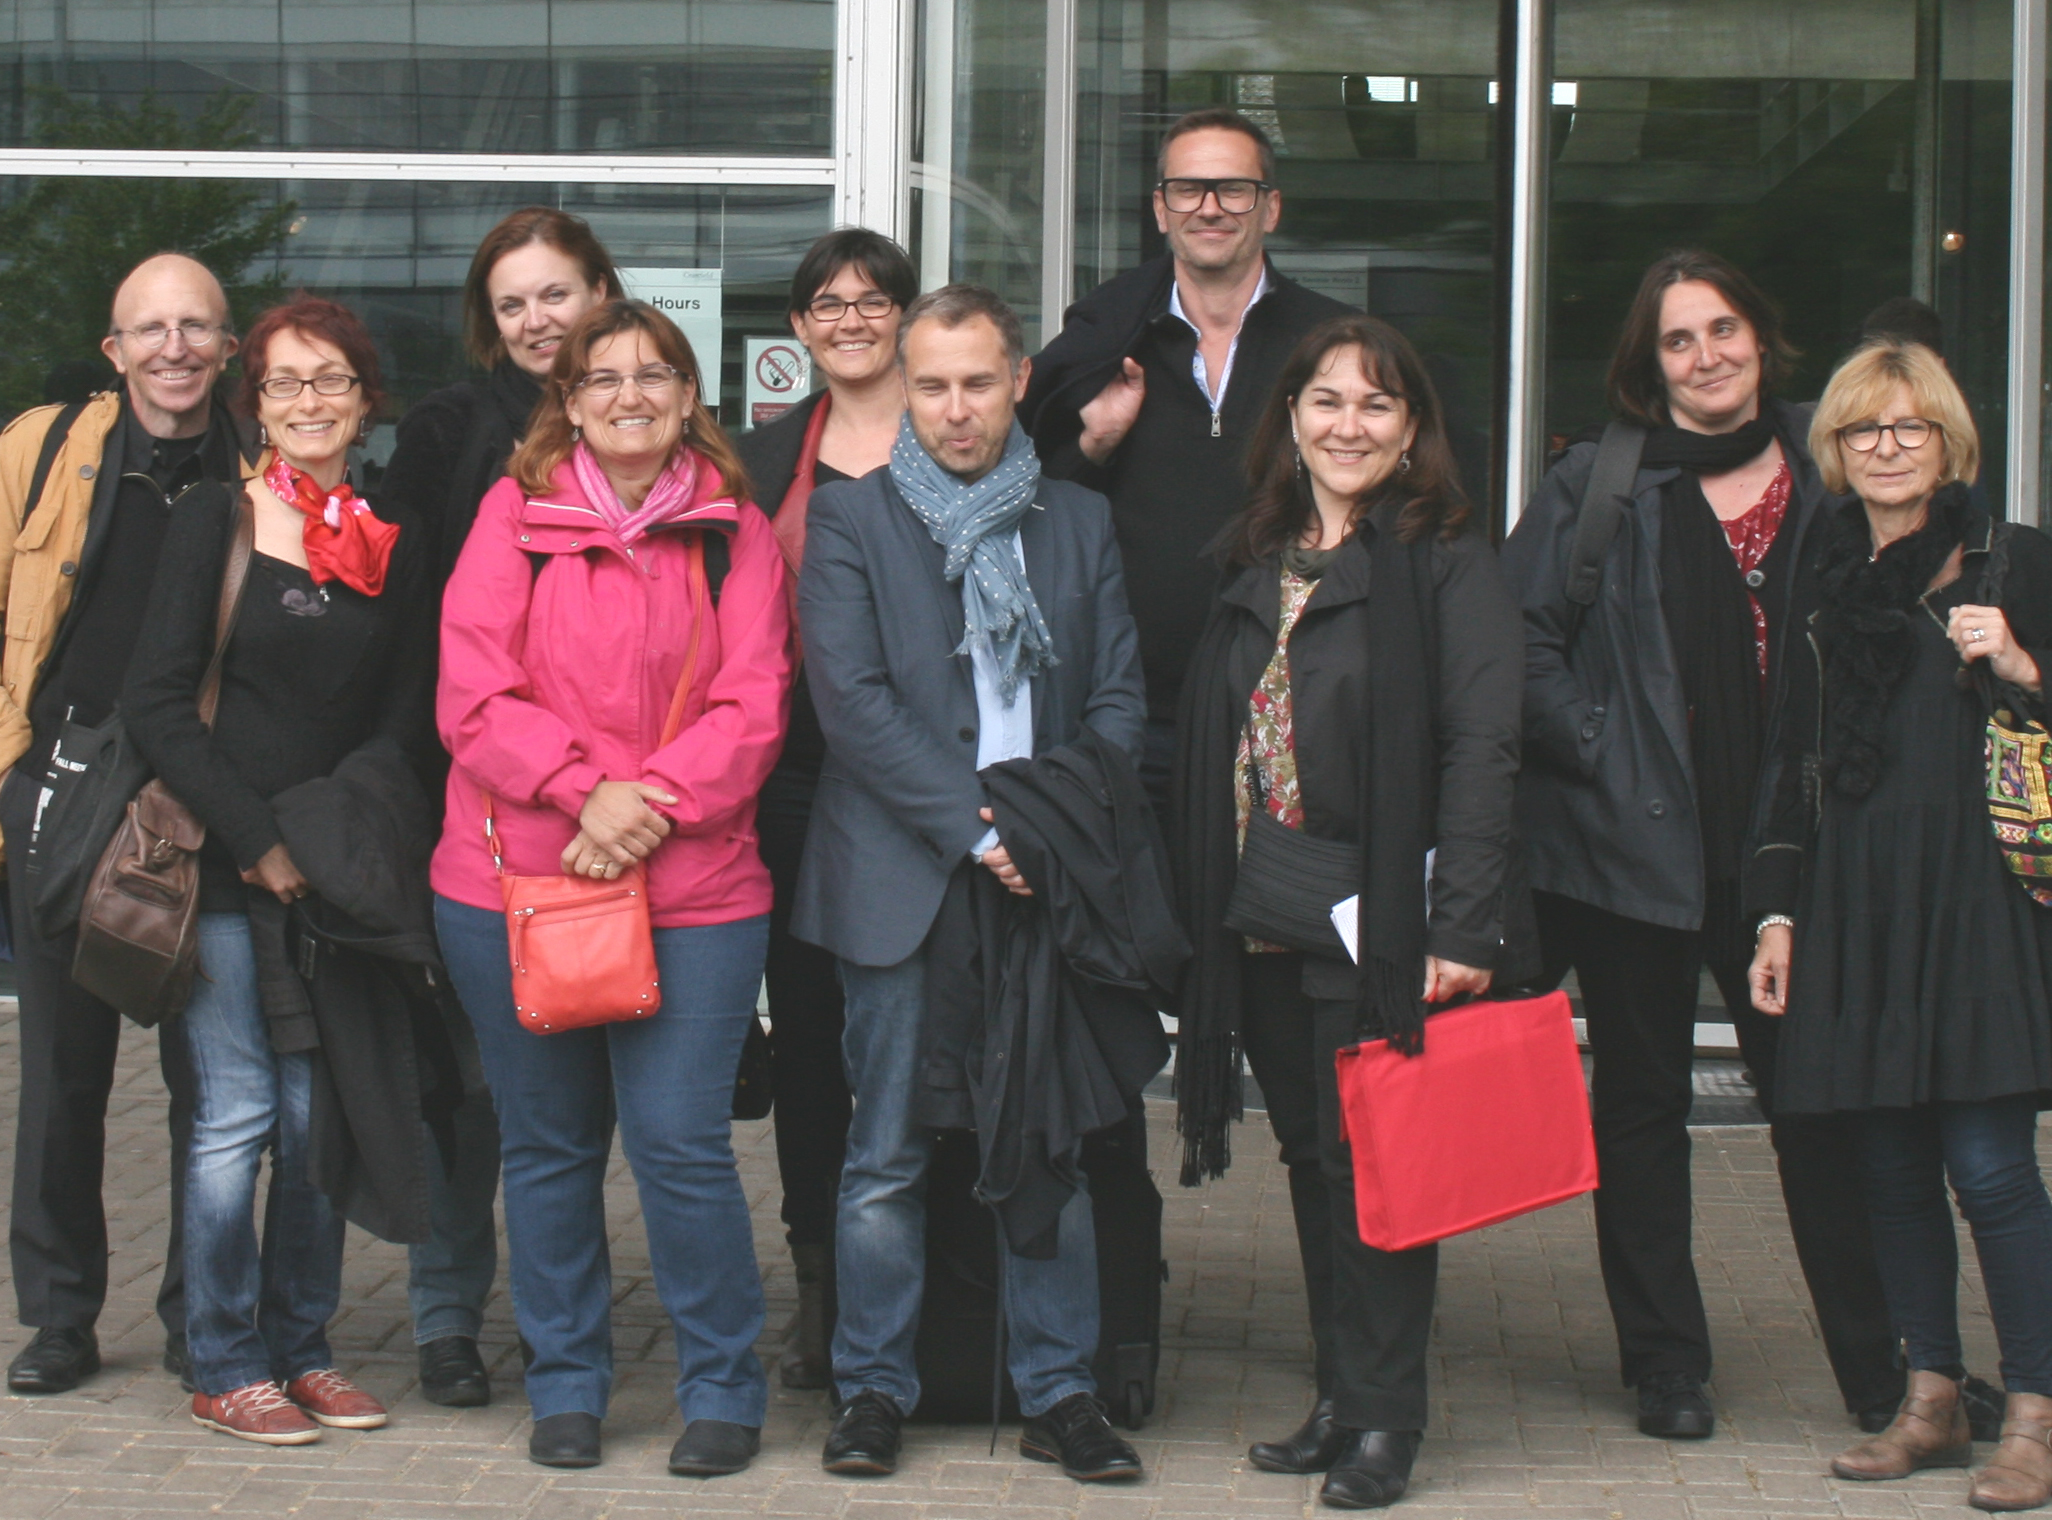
[1168,263,1273,411]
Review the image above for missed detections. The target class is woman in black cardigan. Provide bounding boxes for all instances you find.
[1170,313,1523,1510]
[124,296,431,1446]
[1748,341,2052,1511]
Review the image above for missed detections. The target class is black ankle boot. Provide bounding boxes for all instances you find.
[1250,1398,1350,1474]
[1320,1429,1421,1510]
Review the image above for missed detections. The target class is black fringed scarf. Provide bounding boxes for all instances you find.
[1169,508,1437,1186]
[1813,482,1971,798]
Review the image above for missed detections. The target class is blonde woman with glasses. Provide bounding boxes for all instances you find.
[1748,341,2052,1512]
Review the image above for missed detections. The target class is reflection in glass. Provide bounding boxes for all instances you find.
[0,176,832,439]
[0,1,834,157]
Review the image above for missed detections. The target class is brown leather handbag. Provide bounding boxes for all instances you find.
[71,491,255,1027]
[492,532,711,1035]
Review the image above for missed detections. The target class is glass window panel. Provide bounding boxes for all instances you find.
[0,175,833,448]
[1065,0,1501,503]
[0,1,834,156]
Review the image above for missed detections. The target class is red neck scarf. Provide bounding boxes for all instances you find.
[264,453,400,596]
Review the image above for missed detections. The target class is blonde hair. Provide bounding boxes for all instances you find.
[510,299,751,503]
[1809,340,1979,495]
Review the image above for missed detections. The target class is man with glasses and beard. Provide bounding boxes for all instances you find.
[0,253,256,1394]
[1022,108,1352,821]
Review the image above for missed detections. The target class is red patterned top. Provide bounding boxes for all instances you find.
[1719,460,1792,678]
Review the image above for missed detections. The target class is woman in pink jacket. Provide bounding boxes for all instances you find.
[432,300,791,1478]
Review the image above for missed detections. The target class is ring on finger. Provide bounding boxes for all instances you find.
[1969,627,1989,642]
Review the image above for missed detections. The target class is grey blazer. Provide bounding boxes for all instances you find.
[792,467,1148,967]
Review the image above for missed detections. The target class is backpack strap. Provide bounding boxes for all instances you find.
[1562,420,1647,646]
[19,399,88,532]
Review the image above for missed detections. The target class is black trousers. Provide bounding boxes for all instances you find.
[1533,892,1901,1408]
[1240,951,1438,1432]
[759,803,851,1253]
[3,769,193,1335]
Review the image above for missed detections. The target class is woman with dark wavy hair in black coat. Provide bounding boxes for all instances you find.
[1171,312,1523,1510]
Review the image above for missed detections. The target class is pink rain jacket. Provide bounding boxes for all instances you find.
[432,452,792,926]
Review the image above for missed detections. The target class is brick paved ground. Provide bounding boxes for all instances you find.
[0,1004,2040,1519]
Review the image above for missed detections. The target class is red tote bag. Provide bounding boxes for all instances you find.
[1334,990,1596,1252]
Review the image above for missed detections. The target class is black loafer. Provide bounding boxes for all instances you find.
[669,1419,761,1476]
[1320,1429,1420,1510]
[1857,1399,1901,1434]
[1019,1392,1144,1482]
[419,1335,492,1408]
[1251,1397,1350,1474]
[7,1327,99,1394]
[1637,1372,1715,1439]
[162,1330,192,1391]
[822,1389,903,1476]
[529,1411,602,1468]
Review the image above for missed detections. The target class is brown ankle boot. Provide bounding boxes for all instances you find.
[1832,1369,1973,1480]
[777,1243,833,1391]
[1970,1392,2052,1511]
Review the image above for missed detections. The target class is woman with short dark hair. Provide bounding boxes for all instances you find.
[734,226,914,1388]
[1500,250,1903,1442]
[125,294,430,1445]
[1750,342,2052,1511]
[1172,312,1523,1510]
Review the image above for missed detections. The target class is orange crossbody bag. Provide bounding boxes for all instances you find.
[485,534,711,1035]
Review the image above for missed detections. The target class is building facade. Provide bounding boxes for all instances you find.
[1,0,2045,525]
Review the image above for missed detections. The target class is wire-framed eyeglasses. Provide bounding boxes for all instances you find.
[256,373,361,400]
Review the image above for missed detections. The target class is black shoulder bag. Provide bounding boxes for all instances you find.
[1561,421,1647,648]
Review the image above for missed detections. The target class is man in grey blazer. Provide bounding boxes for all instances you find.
[794,286,1148,1483]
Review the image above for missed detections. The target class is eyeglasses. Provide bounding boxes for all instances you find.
[1157,177,1272,214]
[805,293,897,322]
[111,321,224,351]
[1840,418,1940,453]
[572,364,683,398]
[256,373,361,400]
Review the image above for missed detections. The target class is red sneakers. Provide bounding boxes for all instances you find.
[191,1381,322,1445]
[284,1368,389,1428]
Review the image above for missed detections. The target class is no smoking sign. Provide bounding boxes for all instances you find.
[745,338,812,428]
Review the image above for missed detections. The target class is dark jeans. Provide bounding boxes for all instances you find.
[759,803,850,1253]
[4,766,193,1337]
[1862,1096,2052,1396]
[436,896,771,1425]
[1533,892,1899,1407]
[1239,952,1438,1432]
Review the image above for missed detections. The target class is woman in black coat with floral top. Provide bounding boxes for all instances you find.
[1748,340,2052,1511]
[1170,313,1523,1511]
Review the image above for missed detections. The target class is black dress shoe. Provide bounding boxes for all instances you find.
[1320,1429,1421,1510]
[1250,1398,1350,1474]
[8,1327,99,1394]
[1965,1374,2008,1444]
[1857,1399,1901,1434]
[1637,1372,1715,1439]
[529,1411,602,1468]
[162,1330,192,1391]
[419,1336,492,1408]
[669,1419,761,1476]
[1019,1393,1144,1482]
[822,1389,903,1476]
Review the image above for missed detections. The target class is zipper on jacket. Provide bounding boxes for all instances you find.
[1211,408,1221,438]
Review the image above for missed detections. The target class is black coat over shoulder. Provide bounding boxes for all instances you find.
[378,364,542,585]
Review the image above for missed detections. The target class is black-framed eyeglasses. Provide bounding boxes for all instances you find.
[1156,177,1272,214]
[1840,418,1940,453]
[112,320,224,351]
[257,373,361,400]
[805,292,897,322]
[572,363,683,398]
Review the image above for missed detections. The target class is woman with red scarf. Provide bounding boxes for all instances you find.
[123,296,431,1444]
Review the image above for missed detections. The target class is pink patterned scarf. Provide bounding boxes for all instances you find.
[570,440,705,545]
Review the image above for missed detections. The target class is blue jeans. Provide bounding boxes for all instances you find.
[435,896,770,1424]
[1862,1096,2052,1396]
[833,948,1099,1417]
[405,1069,501,1344]
[182,914,347,1396]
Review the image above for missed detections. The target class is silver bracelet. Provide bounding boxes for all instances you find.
[1756,914,1795,936]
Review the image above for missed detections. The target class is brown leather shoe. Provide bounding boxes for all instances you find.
[1971,1392,2052,1511]
[192,1381,323,1445]
[284,1368,389,1429]
[1832,1369,1973,1480]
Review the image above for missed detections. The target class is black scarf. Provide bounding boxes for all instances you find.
[1638,415,1779,473]
[1170,509,1436,1185]
[1813,482,1971,798]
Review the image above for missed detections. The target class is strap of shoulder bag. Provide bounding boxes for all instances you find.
[19,399,88,532]
[1562,420,1647,647]
[197,488,257,731]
